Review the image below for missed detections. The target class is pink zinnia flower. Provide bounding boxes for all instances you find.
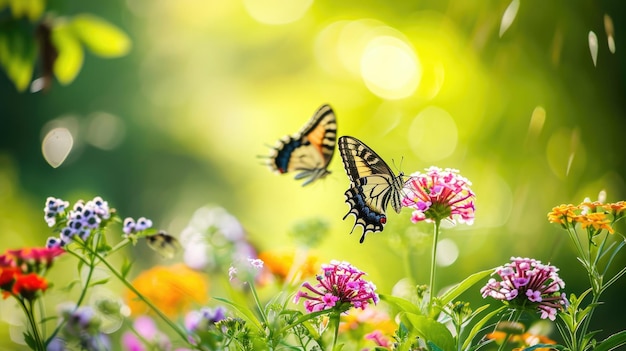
[480,257,568,321]
[402,166,475,224]
[294,260,378,313]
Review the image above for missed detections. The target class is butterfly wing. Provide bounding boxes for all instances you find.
[267,104,337,186]
[146,231,181,258]
[339,136,404,243]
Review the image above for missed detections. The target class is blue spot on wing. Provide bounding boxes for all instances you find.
[273,137,304,173]
[343,185,386,243]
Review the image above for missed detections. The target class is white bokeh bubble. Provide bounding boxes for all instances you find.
[436,238,459,267]
[41,128,74,168]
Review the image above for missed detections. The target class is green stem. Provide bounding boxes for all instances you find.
[428,220,441,312]
[330,311,340,351]
[46,244,96,346]
[83,246,191,344]
[496,309,523,351]
[248,278,269,338]
[17,297,45,351]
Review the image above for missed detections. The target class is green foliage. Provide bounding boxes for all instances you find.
[0,21,36,91]
[0,3,130,91]
[50,22,83,84]
[400,314,455,351]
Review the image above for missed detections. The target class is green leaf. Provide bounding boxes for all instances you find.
[121,258,134,279]
[8,0,45,21]
[0,22,36,91]
[462,305,506,350]
[521,344,567,351]
[71,14,131,57]
[51,22,84,84]
[214,296,264,333]
[594,331,626,351]
[380,294,422,315]
[401,313,455,351]
[438,268,494,306]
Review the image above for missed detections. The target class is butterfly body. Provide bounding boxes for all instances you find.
[339,136,404,243]
[267,104,337,186]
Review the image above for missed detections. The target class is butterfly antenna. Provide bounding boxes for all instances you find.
[391,156,404,174]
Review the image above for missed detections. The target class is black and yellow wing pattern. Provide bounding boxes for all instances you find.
[339,136,404,243]
[266,104,337,186]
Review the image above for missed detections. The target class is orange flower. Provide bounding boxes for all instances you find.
[12,273,48,300]
[578,212,614,234]
[487,327,557,351]
[547,204,578,226]
[604,201,626,216]
[258,249,320,282]
[126,264,209,317]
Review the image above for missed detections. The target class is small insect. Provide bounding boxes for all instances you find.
[146,231,181,259]
[265,104,337,186]
[338,136,404,243]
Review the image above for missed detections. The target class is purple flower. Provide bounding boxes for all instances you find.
[294,260,379,313]
[228,257,265,284]
[49,196,113,244]
[123,217,153,235]
[480,257,568,321]
[56,304,111,350]
[185,306,227,333]
[46,236,63,249]
[43,197,69,227]
[402,167,475,224]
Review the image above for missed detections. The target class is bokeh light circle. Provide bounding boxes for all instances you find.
[360,35,422,99]
[435,238,459,267]
[407,106,458,161]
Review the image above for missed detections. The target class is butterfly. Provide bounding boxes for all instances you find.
[338,136,405,243]
[265,104,337,186]
[146,231,181,259]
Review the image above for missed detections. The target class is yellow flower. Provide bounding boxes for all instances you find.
[258,249,320,282]
[578,212,614,234]
[126,263,209,317]
[547,204,578,226]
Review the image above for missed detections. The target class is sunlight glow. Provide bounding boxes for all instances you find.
[243,0,313,25]
[407,106,457,161]
[360,35,421,99]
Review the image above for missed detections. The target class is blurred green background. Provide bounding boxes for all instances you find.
[1,0,626,348]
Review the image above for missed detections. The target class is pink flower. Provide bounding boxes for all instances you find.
[481,257,568,321]
[402,167,475,224]
[294,260,378,313]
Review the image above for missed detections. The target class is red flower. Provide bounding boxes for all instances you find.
[1,247,65,274]
[0,267,19,290]
[12,273,48,300]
